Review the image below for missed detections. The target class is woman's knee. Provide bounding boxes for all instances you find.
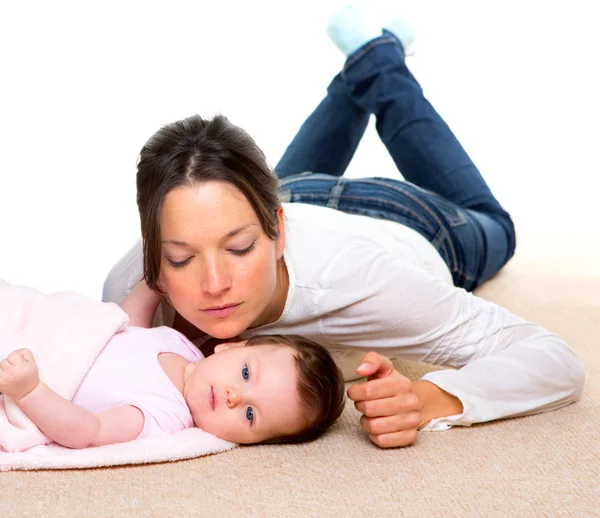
[498,212,517,264]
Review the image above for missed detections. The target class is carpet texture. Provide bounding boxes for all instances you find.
[1,236,598,517]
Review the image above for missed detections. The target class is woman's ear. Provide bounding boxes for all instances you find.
[214,340,248,354]
[275,206,286,259]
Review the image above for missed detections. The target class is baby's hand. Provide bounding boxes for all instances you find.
[0,349,40,400]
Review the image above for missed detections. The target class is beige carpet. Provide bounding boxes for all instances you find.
[1,234,598,517]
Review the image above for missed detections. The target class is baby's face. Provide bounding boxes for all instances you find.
[183,343,307,443]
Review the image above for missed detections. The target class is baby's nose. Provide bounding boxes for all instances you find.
[226,386,242,408]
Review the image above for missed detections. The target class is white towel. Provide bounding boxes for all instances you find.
[0,428,235,471]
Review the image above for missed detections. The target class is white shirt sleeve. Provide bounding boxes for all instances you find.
[102,239,144,305]
[322,250,586,429]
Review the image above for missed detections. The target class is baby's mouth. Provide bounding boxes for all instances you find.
[210,386,216,410]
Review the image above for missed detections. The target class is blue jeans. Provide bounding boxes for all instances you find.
[275,33,516,291]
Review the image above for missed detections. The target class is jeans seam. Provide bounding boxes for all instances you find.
[327,178,345,210]
[279,173,335,187]
[284,190,437,235]
[336,195,437,235]
[341,36,399,78]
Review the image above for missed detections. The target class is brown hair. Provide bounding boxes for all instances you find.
[136,114,281,290]
[246,334,346,444]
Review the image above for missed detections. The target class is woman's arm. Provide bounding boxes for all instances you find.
[1,349,144,449]
[397,267,585,428]
[364,255,583,419]
[102,239,145,304]
[102,239,162,327]
[411,379,464,426]
[330,251,585,446]
[120,280,162,328]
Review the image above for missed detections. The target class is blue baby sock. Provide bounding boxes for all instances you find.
[326,4,382,56]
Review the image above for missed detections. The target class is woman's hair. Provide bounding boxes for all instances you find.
[246,334,346,444]
[136,114,282,289]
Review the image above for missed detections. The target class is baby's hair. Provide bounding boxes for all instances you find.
[245,334,346,444]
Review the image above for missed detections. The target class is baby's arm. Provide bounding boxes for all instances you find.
[17,384,144,449]
[120,280,162,328]
[0,349,144,449]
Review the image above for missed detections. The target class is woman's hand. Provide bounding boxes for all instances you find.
[347,352,421,448]
[0,348,40,400]
[348,352,464,448]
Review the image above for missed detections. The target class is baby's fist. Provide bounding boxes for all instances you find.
[0,348,40,400]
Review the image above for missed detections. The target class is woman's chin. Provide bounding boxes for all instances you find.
[201,319,247,340]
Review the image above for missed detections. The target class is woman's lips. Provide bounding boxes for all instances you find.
[202,303,241,319]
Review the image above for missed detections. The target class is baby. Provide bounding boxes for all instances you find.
[0,326,346,449]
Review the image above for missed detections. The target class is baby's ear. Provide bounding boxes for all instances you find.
[214,340,248,354]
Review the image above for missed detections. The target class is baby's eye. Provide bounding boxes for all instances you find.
[246,407,254,424]
[242,365,250,381]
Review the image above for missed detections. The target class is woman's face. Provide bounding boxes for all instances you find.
[158,181,286,339]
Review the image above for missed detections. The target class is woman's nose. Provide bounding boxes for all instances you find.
[226,386,242,408]
[201,257,232,296]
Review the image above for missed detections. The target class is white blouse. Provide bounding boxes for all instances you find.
[103,203,585,431]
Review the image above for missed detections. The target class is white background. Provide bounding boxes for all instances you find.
[1,1,598,299]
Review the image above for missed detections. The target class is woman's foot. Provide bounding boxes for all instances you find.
[326,3,416,57]
[326,4,381,56]
[384,17,416,56]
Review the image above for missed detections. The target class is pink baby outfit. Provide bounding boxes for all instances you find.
[72,326,203,439]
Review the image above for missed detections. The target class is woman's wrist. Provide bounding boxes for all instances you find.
[411,380,464,428]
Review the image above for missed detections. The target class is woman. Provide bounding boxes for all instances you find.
[104,6,585,448]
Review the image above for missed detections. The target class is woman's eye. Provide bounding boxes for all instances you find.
[166,257,192,268]
[246,407,254,423]
[229,242,256,256]
[242,365,250,381]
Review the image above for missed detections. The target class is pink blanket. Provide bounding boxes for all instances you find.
[0,279,235,470]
